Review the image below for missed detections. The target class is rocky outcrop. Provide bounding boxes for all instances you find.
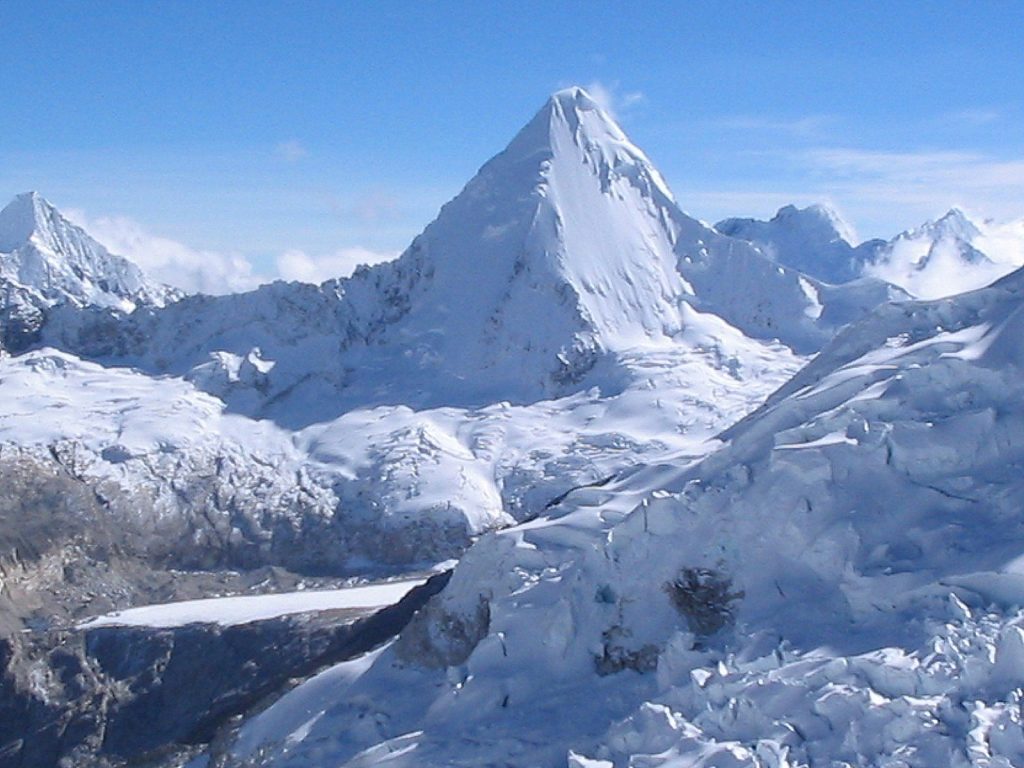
[0,571,451,767]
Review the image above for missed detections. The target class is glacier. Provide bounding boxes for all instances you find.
[228,243,1024,768]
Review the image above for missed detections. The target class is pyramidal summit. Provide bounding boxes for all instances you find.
[0,191,178,354]
[0,191,176,311]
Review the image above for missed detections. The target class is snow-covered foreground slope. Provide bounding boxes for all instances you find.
[226,268,1024,767]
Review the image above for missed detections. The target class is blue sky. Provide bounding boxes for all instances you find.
[2,1,1022,291]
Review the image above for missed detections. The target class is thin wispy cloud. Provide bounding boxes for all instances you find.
[712,114,837,138]
[667,143,1024,242]
[274,139,309,162]
[941,108,1000,126]
[786,146,1024,236]
[803,147,1024,190]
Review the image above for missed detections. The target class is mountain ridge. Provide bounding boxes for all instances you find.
[243,259,1024,766]
[723,202,1024,300]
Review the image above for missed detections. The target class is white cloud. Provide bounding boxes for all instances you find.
[65,209,400,293]
[275,247,397,284]
[275,139,309,162]
[583,80,644,120]
[64,210,265,295]
[805,148,978,179]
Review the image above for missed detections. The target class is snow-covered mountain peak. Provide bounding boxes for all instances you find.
[863,207,1020,299]
[720,201,1024,301]
[0,191,52,251]
[715,203,878,284]
[550,84,600,108]
[887,207,982,248]
[330,87,694,402]
[36,90,904,424]
[518,86,627,148]
[501,86,675,206]
[0,191,178,312]
[35,90,906,420]
[543,86,632,154]
[772,203,857,245]
[2,191,113,260]
[929,206,982,240]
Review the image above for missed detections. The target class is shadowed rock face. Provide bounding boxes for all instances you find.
[0,571,451,768]
[0,448,353,622]
[0,438,463,598]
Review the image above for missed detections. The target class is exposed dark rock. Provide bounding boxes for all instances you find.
[0,571,451,767]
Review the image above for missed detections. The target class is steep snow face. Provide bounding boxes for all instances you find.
[717,203,883,284]
[370,88,899,369]
[865,208,1024,299]
[313,87,696,401]
[0,192,177,311]
[518,88,686,347]
[235,267,1024,766]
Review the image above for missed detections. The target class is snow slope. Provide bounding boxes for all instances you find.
[717,203,885,284]
[79,579,425,629]
[0,306,800,572]
[227,265,1024,767]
